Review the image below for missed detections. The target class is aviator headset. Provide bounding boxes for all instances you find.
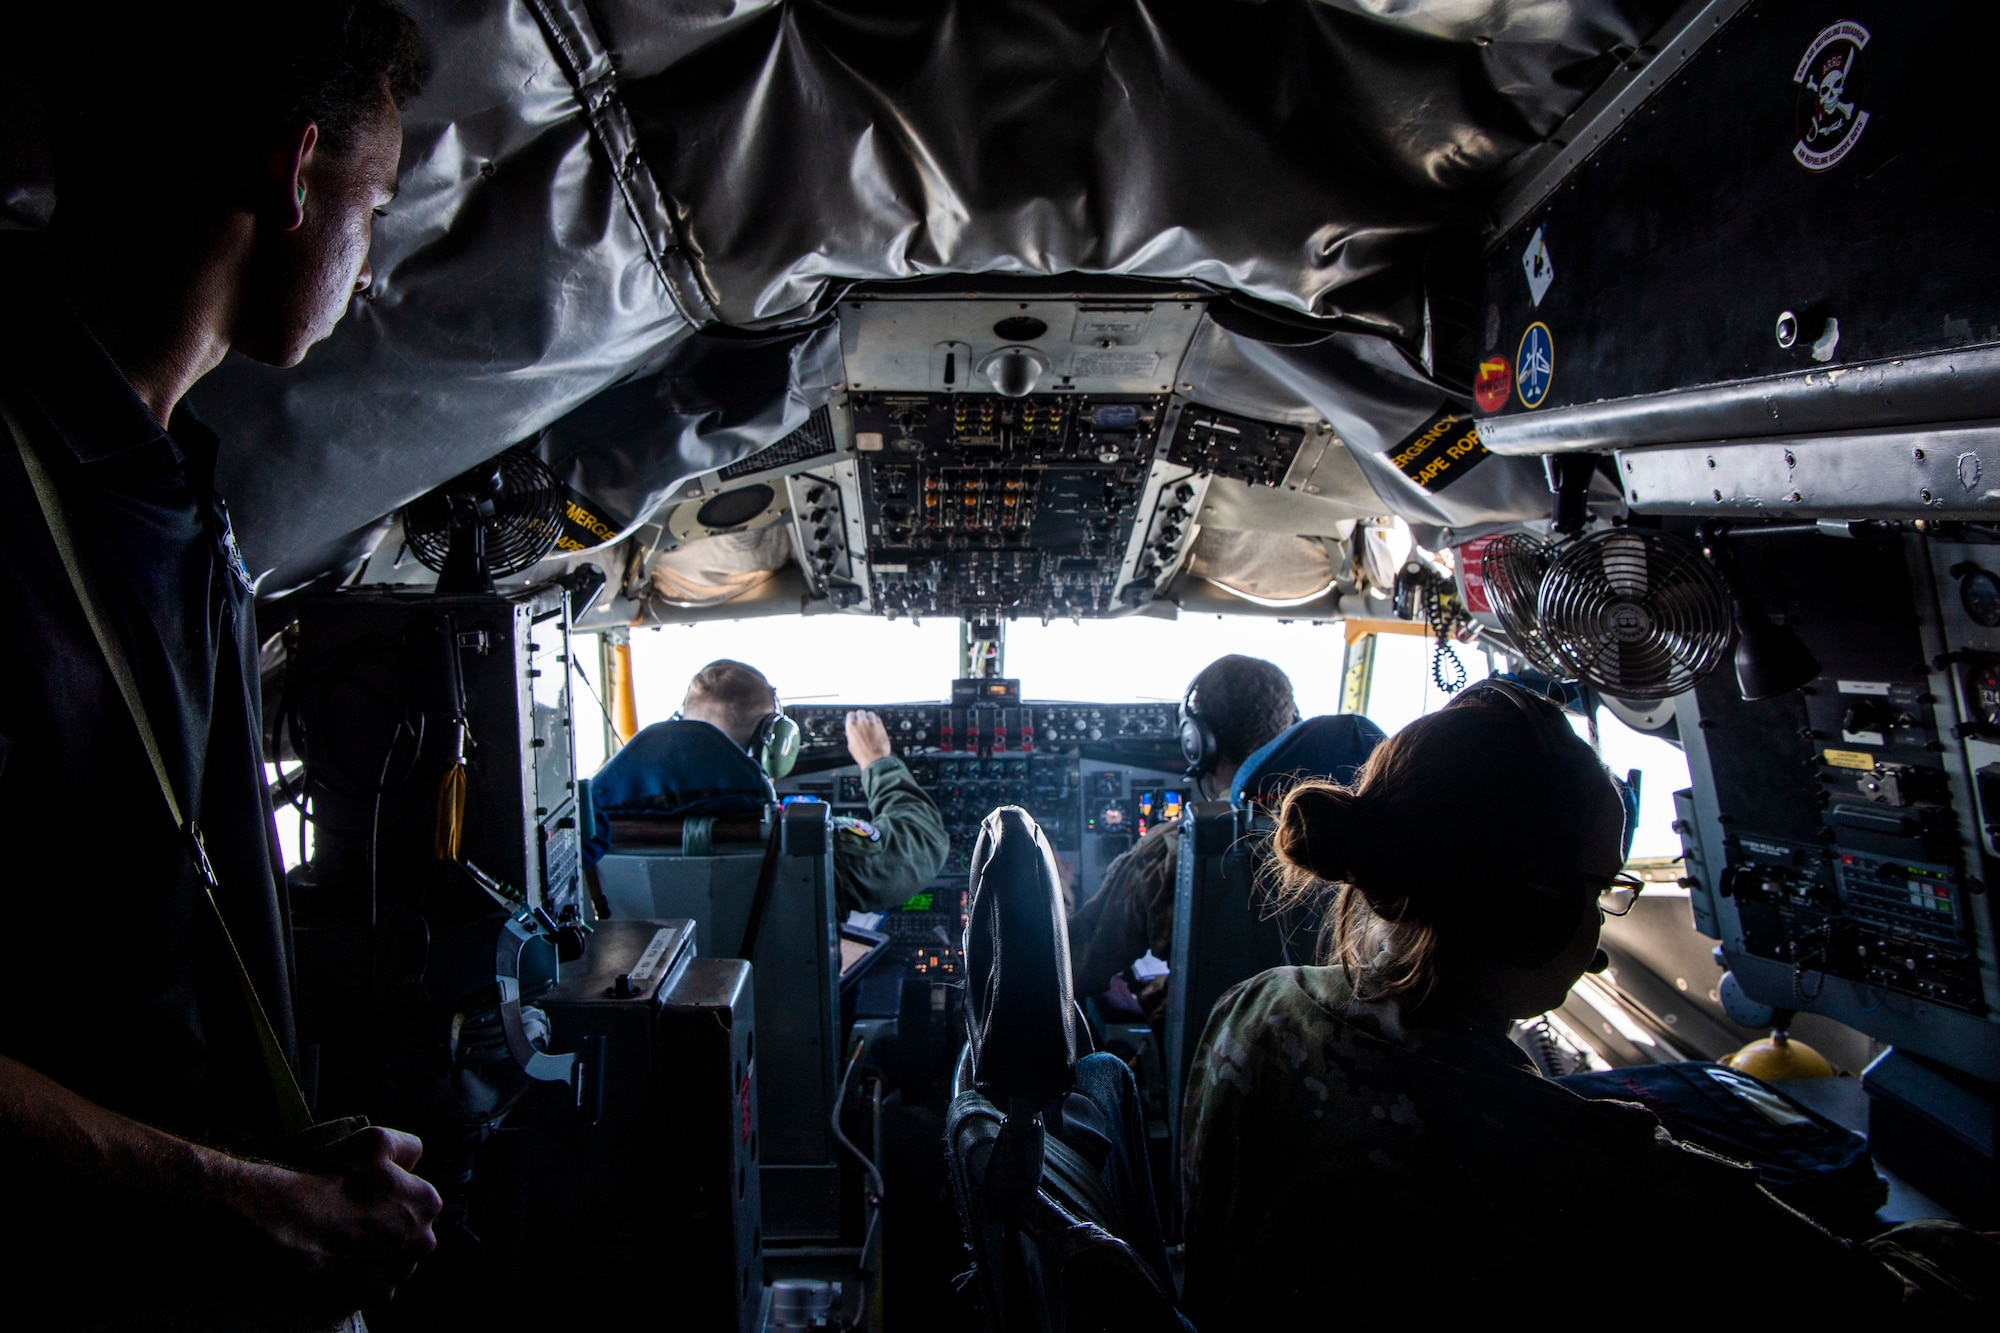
[748,707,801,781]
[1455,678,1620,971]
[1179,679,1300,781]
[1178,681,1221,778]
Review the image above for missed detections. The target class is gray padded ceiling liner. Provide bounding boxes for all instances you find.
[0,0,1678,589]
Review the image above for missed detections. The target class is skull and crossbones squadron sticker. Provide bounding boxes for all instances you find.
[1793,21,1870,172]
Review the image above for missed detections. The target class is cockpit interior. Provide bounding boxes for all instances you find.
[4,0,1998,1327]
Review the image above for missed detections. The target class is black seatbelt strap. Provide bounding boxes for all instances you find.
[735,811,786,959]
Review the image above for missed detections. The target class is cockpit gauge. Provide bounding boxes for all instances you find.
[1953,563,2000,629]
[1966,659,2000,729]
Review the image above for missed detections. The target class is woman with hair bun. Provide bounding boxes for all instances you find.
[1179,681,1986,1327]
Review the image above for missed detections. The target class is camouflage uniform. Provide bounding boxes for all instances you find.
[1181,966,1937,1326]
[834,756,950,914]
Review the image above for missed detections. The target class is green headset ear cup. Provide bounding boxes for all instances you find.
[755,712,801,780]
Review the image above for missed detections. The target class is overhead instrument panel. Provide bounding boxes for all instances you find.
[619,287,1381,624]
[785,468,868,609]
[852,393,1171,621]
[1166,407,1307,488]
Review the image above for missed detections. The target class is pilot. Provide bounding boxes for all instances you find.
[0,4,440,1321]
[1068,654,1298,1026]
[1180,681,1991,1325]
[593,660,950,913]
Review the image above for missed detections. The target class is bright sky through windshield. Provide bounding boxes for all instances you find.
[622,614,1359,717]
[581,613,1689,860]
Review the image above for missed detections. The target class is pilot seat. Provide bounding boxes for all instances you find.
[945,806,1189,1333]
[1164,714,1386,1159]
[585,719,845,1240]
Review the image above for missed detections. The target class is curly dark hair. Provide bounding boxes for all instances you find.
[46,1,430,193]
[1189,654,1297,766]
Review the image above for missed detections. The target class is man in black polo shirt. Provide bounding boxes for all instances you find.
[0,4,440,1319]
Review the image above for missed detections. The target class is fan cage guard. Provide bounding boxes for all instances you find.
[1478,533,1572,679]
[404,449,565,579]
[1536,529,1731,702]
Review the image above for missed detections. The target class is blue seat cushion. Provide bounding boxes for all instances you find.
[582,719,773,861]
[1232,713,1387,805]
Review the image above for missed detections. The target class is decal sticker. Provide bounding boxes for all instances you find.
[1793,21,1870,172]
[1455,535,1497,614]
[1386,406,1489,494]
[1071,349,1159,379]
[628,927,677,987]
[1473,356,1513,413]
[835,814,883,842]
[1515,322,1554,409]
[1823,748,1877,771]
[1521,226,1554,307]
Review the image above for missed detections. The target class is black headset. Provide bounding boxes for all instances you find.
[1179,680,1219,778]
[1180,678,1302,782]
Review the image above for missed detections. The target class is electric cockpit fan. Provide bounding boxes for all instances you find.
[1536,529,1732,701]
[403,447,564,595]
[1478,533,1570,679]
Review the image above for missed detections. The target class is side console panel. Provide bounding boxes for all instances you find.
[1677,531,2000,1080]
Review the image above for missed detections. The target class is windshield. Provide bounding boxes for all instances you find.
[563,616,1689,861]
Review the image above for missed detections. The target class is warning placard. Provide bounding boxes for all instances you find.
[554,488,628,553]
[1386,407,1488,493]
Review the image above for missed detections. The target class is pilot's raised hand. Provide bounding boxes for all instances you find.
[235,1125,442,1309]
[845,709,894,768]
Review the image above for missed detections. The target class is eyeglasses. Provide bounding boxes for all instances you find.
[1524,869,1645,916]
[1598,871,1645,916]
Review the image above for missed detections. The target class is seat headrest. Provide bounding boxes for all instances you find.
[963,806,1077,1107]
[582,719,774,861]
[1232,713,1387,805]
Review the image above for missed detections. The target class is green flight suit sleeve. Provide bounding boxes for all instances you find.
[833,755,951,913]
